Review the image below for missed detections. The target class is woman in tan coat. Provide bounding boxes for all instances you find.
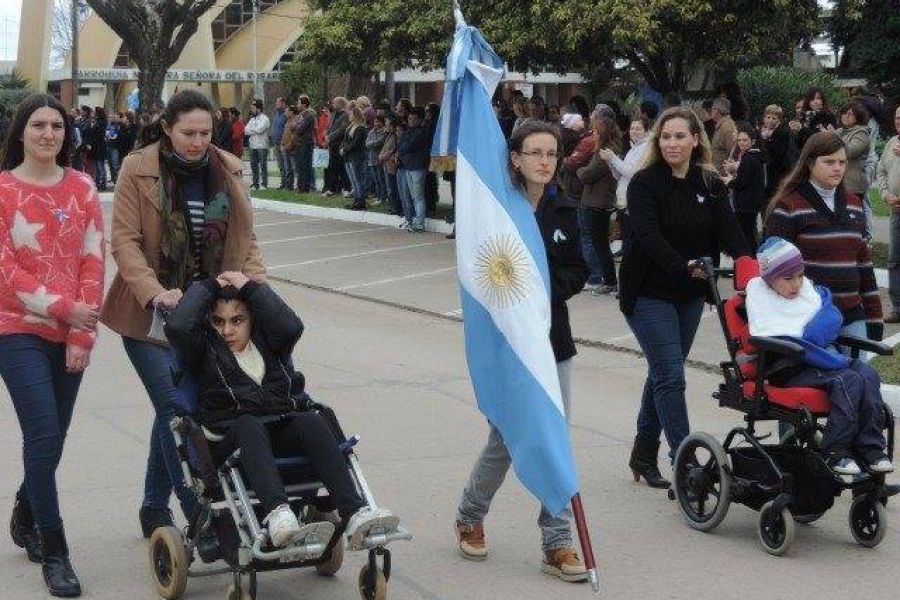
[100,90,265,542]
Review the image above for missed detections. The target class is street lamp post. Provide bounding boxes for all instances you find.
[252,0,261,99]
[70,0,80,109]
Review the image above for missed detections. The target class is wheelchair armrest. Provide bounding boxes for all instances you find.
[834,335,894,356]
[748,336,805,360]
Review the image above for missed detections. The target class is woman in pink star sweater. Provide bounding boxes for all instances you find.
[0,94,105,598]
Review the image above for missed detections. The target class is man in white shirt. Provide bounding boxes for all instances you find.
[245,99,271,189]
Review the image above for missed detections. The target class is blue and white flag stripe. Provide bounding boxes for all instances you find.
[440,12,579,516]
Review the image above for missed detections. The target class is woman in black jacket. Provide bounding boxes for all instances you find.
[788,87,838,151]
[723,122,767,249]
[165,272,399,550]
[87,106,109,190]
[340,107,369,210]
[620,107,749,489]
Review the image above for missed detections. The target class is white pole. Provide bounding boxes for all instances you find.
[252,0,261,98]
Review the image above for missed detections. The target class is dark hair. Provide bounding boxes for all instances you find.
[94,106,107,125]
[840,100,869,125]
[767,131,846,217]
[229,106,240,118]
[631,116,652,132]
[639,100,659,121]
[507,120,562,190]
[374,114,386,126]
[298,95,311,107]
[80,105,92,116]
[644,106,713,171]
[803,87,831,113]
[567,95,590,121]
[593,114,623,155]
[409,106,425,120]
[701,99,713,111]
[735,120,758,140]
[287,106,300,116]
[137,89,216,149]
[2,93,73,170]
[216,285,242,302]
[396,98,412,114]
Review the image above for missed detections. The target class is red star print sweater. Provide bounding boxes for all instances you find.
[0,169,106,350]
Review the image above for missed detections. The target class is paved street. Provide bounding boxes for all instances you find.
[0,206,898,600]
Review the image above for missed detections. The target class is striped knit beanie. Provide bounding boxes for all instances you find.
[757,236,804,283]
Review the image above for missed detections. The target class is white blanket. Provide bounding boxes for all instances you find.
[745,276,821,338]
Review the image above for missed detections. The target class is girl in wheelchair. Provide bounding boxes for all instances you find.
[746,237,894,476]
[165,270,399,550]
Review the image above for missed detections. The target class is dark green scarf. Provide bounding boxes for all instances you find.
[158,141,231,290]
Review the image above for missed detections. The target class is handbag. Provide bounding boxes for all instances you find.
[313,147,330,169]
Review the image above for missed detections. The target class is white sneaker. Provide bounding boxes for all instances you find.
[345,507,400,551]
[869,456,895,473]
[342,190,352,198]
[264,504,303,548]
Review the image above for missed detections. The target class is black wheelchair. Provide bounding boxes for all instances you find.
[147,361,411,600]
[669,257,897,555]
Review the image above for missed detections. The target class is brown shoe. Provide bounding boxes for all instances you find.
[541,547,588,582]
[885,312,900,324]
[455,521,487,561]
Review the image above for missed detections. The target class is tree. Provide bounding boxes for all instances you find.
[830,0,900,98]
[50,0,91,70]
[297,0,820,96]
[84,0,217,111]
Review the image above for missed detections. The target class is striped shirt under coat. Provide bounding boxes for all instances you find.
[764,181,883,339]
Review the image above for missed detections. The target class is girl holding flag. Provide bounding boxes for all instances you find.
[454,121,590,582]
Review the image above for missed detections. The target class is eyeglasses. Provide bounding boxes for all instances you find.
[519,150,559,160]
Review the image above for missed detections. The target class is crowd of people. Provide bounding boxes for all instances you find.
[0,77,899,595]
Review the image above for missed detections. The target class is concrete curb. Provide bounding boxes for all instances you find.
[249,196,454,235]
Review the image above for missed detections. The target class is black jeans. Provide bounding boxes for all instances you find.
[588,207,617,287]
[250,148,268,188]
[293,141,314,192]
[212,413,365,520]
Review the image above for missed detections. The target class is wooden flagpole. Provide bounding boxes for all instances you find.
[571,494,601,592]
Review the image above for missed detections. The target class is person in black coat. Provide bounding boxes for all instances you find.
[87,107,109,190]
[788,87,838,150]
[723,123,767,250]
[214,107,233,153]
[454,120,590,581]
[758,104,795,198]
[165,272,399,550]
[619,107,749,489]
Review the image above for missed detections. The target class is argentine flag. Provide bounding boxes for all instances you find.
[434,10,579,517]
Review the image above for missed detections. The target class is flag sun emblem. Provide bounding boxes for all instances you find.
[474,235,531,308]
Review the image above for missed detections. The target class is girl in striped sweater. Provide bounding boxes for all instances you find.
[765,131,883,342]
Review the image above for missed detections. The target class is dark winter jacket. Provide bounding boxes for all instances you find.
[795,110,838,150]
[117,123,137,155]
[215,120,233,154]
[397,125,431,171]
[728,148,766,214]
[327,111,349,148]
[759,123,795,196]
[619,163,750,315]
[165,280,306,426]
[534,184,590,362]
[340,123,368,163]
[577,151,617,210]
[86,119,108,160]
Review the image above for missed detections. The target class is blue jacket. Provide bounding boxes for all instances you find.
[779,285,850,370]
[271,108,287,144]
[397,125,431,171]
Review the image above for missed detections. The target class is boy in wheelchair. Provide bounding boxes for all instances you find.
[746,237,894,476]
[165,271,400,551]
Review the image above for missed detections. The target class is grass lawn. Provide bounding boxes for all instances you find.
[252,187,454,221]
[872,354,900,385]
[873,241,888,268]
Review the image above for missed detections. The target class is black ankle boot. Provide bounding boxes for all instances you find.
[628,436,671,489]
[139,506,174,539]
[10,496,42,563]
[39,527,81,597]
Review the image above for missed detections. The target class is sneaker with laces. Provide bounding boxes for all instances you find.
[264,504,303,548]
[541,547,588,582]
[827,456,861,476]
[455,521,487,561]
[345,507,400,551]
[868,455,894,473]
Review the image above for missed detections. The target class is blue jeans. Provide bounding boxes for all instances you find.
[276,146,294,189]
[122,337,198,518]
[344,156,366,203]
[0,335,83,531]
[626,296,705,459]
[369,164,387,203]
[398,168,427,229]
[94,157,107,188]
[890,211,900,314]
[250,148,268,188]
[293,141,314,192]
[457,360,574,551]
[577,207,604,286]
[108,147,120,183]
[386,169,401,215]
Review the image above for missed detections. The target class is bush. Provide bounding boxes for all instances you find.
[736,66,847,122]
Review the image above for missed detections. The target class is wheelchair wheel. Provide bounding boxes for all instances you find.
[149,526,188,599]
[358,564,387,600]
[757,500,794,556]
[849,496,888,548]
[310,508,344,576]
[673,432,732,532]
